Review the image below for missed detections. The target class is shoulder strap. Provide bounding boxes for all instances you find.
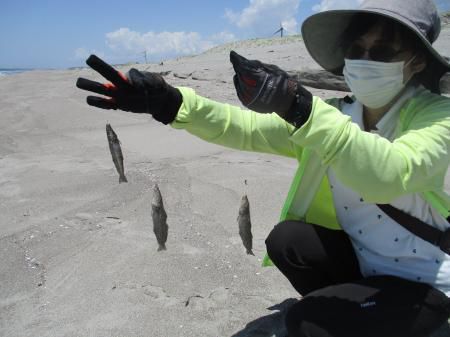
[377,203,450,255]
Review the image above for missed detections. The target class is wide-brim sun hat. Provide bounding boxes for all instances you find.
[301,0,450,93]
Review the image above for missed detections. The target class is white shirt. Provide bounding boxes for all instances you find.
[328,85,450,296]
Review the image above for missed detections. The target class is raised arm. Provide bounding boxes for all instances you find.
[172,87,298,158]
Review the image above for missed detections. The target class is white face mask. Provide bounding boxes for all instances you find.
[343,56,416,109]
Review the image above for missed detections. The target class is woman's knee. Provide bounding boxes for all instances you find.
[265,220,309,262]
[266,220,291,258]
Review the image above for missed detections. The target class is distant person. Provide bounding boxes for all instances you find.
[77,0,450,335]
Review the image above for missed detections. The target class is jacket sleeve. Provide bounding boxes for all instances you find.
[290,93,450,203]
[170,87,299,158]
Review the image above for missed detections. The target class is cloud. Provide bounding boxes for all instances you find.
[103,28,236,62]
[312,0,364,12]
[209,31,237,44]
[225,0,300,36]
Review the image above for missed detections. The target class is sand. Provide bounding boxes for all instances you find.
[1,27,450,337]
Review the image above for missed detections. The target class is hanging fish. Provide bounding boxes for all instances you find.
[151,183,168,251]
[106,123,127,183]
[237,195,254,255]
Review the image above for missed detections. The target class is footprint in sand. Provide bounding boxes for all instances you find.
[141,284,180,307]
[112,282,180,307]
[184,287,230,311]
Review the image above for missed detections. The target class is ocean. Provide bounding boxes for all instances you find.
[0,68,32,76]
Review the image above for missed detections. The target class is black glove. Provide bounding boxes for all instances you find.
[76,55,182,125]
[230,50,313,128]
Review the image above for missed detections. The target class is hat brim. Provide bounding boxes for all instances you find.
[301,9,450,91]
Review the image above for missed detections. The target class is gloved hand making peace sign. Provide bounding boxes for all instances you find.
[230,50,313,128]
[76,55,182,125]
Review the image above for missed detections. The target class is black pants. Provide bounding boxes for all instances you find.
[265,221,450,337]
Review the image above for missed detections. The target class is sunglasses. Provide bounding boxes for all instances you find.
[345,43,405,62]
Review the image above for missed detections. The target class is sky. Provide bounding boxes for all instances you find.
[1,0,449,69]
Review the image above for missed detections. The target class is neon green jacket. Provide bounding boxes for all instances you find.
[171,86,450,266]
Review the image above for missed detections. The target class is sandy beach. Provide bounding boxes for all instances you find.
[1,26,450,337]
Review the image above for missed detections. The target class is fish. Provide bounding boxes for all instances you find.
[151,183,168,251]
[237,195,254,255]
[105,123,127,183]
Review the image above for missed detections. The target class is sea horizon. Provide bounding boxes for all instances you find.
[0,68,34,76]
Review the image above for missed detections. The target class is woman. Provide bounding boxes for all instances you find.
[76,0,450,335]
